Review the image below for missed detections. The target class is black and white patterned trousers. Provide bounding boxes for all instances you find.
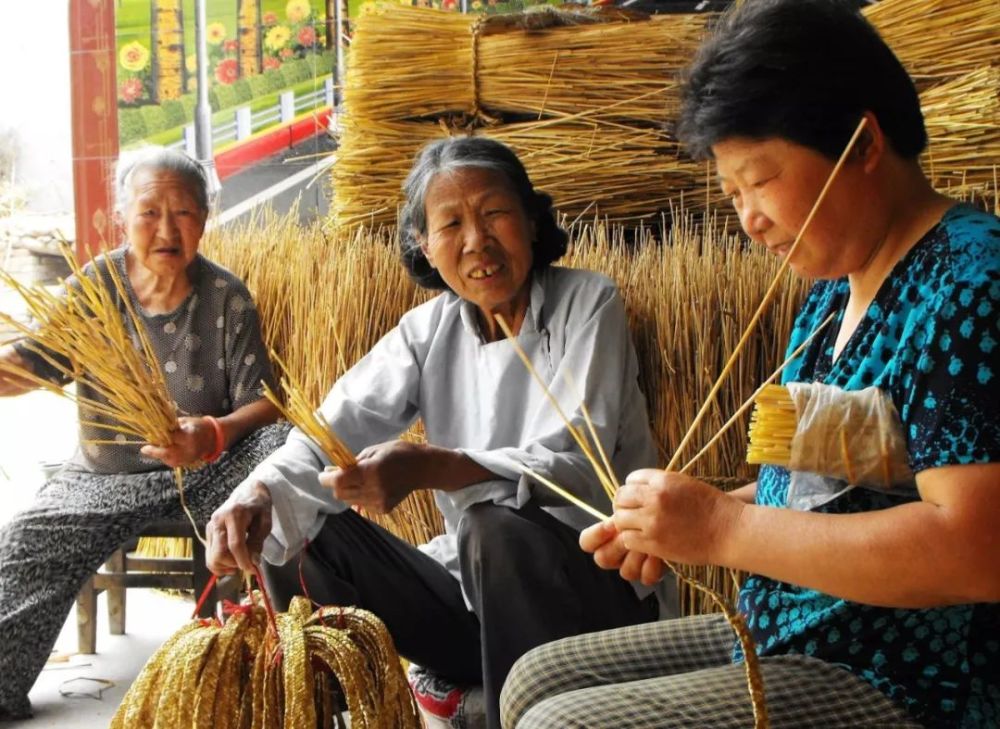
[0,423,290,720]
[501,612,924,728]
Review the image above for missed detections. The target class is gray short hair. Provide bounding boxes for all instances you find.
[114,147,211,215]
[399,137,567,290]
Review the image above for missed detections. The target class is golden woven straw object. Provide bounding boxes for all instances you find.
[746,384,798,467]
[112,596,420,728]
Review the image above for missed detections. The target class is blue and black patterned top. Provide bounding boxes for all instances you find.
[735,204,1000,728]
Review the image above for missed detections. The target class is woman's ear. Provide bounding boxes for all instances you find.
[856,110,886,174]
[418,235,435,268]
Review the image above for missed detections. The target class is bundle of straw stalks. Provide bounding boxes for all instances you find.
[864,0,1000,91]
[111,594,420,728]
[333,4,716,229]
[921,66,1000,202]
[478,13,709,123]
[261,354,445,546]
[342,4,478,121]
[203,208,805,613]
[0,247,176,452]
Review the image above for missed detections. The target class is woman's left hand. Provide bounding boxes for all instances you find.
[613,469,744,566]
[141,416,217,468]
[581,519,667,586]
[319,439,430,513]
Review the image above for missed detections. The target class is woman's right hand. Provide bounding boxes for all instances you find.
[206,481,272,575]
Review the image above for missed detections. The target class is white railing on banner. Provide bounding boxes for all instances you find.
[168,75,334,155]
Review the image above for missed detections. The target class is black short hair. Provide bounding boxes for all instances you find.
[676,0,927,161]
[399,137,568,291]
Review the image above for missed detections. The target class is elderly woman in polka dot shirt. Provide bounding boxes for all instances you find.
[0,148,285,721]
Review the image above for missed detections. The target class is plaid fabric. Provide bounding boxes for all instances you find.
[0,423,290,718]
[501,613,924,728]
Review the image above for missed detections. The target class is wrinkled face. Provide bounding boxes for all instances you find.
[713,136,875,279]
[420,167,536,322]
[123,167,206,278]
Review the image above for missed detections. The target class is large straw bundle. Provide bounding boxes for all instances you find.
[342,4,477,121]
[204,210,806,612]
[921,66,1000,202]
[112,594,420,728]
[478,11,708,123]
[864,0,1000,91]
[343,5,706,123]
[333,5,715,228]
[330,119,441,229]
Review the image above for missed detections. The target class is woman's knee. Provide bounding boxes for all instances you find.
[510,695,582,729]
[500,638,570,728]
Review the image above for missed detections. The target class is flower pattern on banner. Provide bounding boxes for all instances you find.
[119,41,150,72]
[207,21,227,45]
[117,0,331,144]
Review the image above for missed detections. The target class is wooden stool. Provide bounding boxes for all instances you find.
[76,519,235,654]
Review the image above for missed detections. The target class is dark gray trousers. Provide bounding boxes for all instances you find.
[0,423,291,721]
[262,501,657,729]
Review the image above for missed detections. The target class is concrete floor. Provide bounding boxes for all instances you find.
[9,591,192,728]
[1,390,198,728]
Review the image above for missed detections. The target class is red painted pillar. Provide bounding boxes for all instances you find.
[69,0,120,260]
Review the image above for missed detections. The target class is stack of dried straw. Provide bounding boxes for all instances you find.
[334,1,999,228]
[864,0,1000,91]
[332,5,715,228]
[920,66,1000,203]
[865,0,1000,203]
[203,208,806,612]
[111,594,420,728]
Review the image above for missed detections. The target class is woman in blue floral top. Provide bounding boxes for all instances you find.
[500,1,999,727]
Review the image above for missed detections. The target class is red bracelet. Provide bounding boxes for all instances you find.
[203,415,225,464]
